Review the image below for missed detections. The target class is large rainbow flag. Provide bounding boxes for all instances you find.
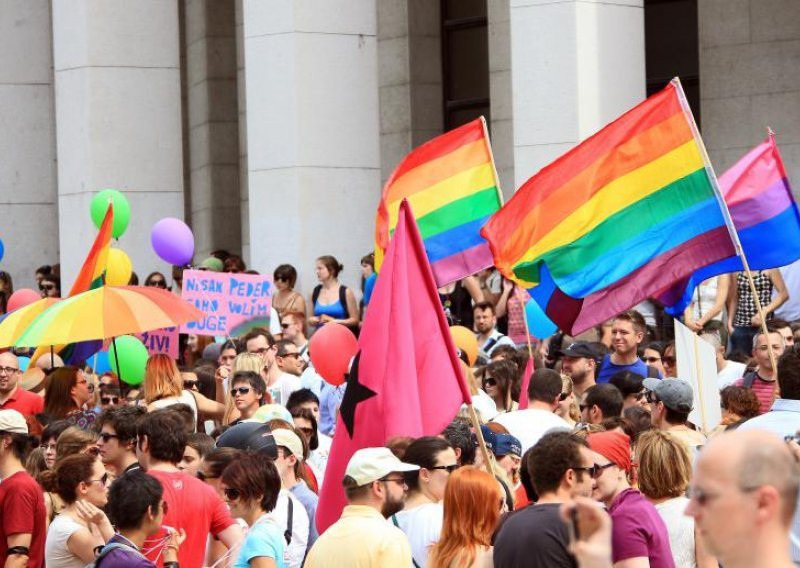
[70,203,114,295]
[665,133,800,315]
[482,79,737,335]
[374,117,503,286]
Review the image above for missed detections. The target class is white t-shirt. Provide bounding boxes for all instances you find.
[393,502,444,568]
[655,497,697,568]
[268,489,310,568]
[718,360,746,390]
[308,432,331,490]
[269,307,282,337]
[268,373,302,406]
[44,514,86,568]
[466,389,498,422]
[491,408,572,452]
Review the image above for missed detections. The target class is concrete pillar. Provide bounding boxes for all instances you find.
[235,0,250,264]
[52,0,184,290]
[242,1,381,294]
[0,1,58,288]
[509,0,646,186]
[183,0,241,260]
[488,0,514,199]
[377,0,443,184]
[699,0,800,188]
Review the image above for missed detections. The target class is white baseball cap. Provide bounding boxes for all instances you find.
[345,447,419,486]
[0,410,28,435]
[273,429,304,461]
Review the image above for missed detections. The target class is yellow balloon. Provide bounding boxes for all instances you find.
[450,325,478,367]
[106,248,132,286]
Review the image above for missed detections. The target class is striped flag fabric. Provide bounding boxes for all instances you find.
[665,133,800,314]
[374,117,503,286]
[482,79,737,335]
[70,203,114,295]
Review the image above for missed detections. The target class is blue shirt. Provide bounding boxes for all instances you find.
[320,382,346,436]
[290,480,319,548]
[597,354,660,383]
[235,516,287,568]
[738,398,800,563]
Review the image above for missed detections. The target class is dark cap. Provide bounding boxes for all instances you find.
[562,342,599,360]
[493,433,522,458]
[216,421,278,459]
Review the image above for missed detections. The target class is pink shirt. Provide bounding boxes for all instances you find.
[735,374,776,415]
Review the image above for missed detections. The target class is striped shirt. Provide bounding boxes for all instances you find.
[735,373,777,415]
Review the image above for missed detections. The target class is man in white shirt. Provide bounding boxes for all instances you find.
[281,311,310,364]
[491,368,571,452]
[474,302,515,360]
[700,332,746,389]
[269,340,303,406]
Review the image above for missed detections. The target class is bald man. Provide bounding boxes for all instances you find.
[685,430,799,568]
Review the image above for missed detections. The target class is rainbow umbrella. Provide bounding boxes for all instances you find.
[15,286,203,347]
[0,298,60,348]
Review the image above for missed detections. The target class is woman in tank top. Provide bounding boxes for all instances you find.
[438,276,484,329]
[272,264,307,320]
[727,269,788,355]
[308,255,359,332]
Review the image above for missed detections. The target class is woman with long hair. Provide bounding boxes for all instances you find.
[145,354,225,429]
[42,367,95,428]
[637,430,717,568]
[44,454,114,567]
[556,374,580,426]
[481,359,518,414]
[308,255,359,332]
[428,467,502,568]
[273,264,307,319]
[393,436,458,567]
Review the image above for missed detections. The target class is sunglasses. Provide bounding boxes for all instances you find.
[644,356,661,363]
[281,322,291,329]
[559,392,570,401]
[39,284,55,291]
[663,356,676,365]
[429,464,459,473]
[147,279,167,288]
[183,380,199,389]
[100,396,120,405]
[231,386,252,396]
[280,352,300,359]
[275,276,289,282]
[223,487,242,501]
[483,377,497,387]
[645,391,660,404]
[197,471,219,482]
[98,432,120,442]
[87,472,109,486]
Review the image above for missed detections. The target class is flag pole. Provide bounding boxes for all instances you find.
[672,77,778,392]
[466,404,495,476]
[690,333,708,433]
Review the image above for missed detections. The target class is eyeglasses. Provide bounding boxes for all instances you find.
[223,487,242,501]
[379,476,407,487]
[483,377,497,387]
[645,391,660,404]
[592,462,616,478]
[428,464,459,474]
[663,356,676,366]
[231,386,252,396]
[644,356,661,363]
[0,366,19,375]
[559,392,570,401]
[98,432,120,442]
[571,465,597,477]
[87,473,109,486]
[183,380,199,390]
[281,322,291,329]
[280,352,300,359]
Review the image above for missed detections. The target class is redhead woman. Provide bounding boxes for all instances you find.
[308,255,359,332]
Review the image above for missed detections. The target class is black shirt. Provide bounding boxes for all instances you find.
[493,503,577,568]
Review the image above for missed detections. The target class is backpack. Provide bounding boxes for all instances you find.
[646,365,660,379]
[90,541,148,568]
[742,369,759,389]
[311,285,349,318]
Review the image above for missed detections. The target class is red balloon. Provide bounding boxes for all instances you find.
[7,288,42,312]
[309,323,358,386]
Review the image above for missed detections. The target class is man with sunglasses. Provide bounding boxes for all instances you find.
[281,311,310,364]
[588,430,674,568]
[305,447,418,567]
[494,431,596,567]
[0,352,43,427]
[97,405,146,476]
[270,340,303,406]
[643,377,706,456]
[685,430,799,568]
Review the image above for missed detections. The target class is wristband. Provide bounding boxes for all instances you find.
[164,562,179,568]
[7,546,29,556]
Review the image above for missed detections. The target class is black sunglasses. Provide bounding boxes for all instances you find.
[559,392,570,401]
[223,487,242,501]
[231,386,252,396]
[100,397,120,405]
[281,322,290,329]
[483,377,497,387]
[428,464,459,473]
[183,380,199,389]
[98,432,120,443]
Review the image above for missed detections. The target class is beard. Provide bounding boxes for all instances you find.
[380,492,406,518]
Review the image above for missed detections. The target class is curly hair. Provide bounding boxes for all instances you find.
[720,385,761,420]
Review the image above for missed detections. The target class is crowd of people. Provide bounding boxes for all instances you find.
[0,250,799,567]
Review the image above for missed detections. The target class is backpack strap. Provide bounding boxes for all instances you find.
[92,541,147,568]
[391,516,422,568]
[311,285,322,307]
[285,495,293,545]
[743,369,759,389]
[338,285,349,318]
[646,365,660,379]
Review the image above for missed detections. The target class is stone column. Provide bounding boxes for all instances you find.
[52,0,185,289]
[242,1,381,295]
[509,0,646,186]
[699,0,800,184]
[184,0,241,260]
[488,0,515,199]
[0,1,58,288]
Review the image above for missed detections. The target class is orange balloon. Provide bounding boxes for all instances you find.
[450,325,478,366]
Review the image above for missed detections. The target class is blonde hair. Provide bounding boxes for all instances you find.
[560,374,581,423]
[636,430,692,499]
[223,353,270,425]
[143,354,182,403]
[56,427,99,461]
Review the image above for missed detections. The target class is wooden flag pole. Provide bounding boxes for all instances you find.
[466,404,495,476]
[672,77,779,397]
[690,332,708,433]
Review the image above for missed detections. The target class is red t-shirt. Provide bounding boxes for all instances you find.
[144,470,235,568]
[0,471,46,568]
[1,388,44,418]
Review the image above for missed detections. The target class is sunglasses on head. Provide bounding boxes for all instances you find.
[100,396,120,405]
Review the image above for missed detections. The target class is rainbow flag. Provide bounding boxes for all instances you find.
[69,203,114,295]
[375,117,503,286]
[665,133,800,314]
[482,80,736,335]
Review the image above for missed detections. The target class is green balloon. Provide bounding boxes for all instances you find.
[90,189,131,238]
[109,335,148,386]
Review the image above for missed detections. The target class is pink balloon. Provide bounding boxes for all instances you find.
[7,288,41,312]
[309,323,358,386]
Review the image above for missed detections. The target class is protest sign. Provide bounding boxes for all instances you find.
[136,327,179,359]
[180,270,273,335]
[674,320,721,432]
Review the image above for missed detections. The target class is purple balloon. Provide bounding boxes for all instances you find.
[151,218,194,266]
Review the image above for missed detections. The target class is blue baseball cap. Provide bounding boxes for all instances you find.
[494,433,522,458]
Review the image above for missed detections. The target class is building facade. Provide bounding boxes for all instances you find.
[1,0,798,298]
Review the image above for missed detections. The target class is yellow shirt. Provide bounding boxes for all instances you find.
[305,505,413,567]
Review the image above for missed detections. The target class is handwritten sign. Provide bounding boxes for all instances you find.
[180,270,273,335]
[136,327,179,359]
